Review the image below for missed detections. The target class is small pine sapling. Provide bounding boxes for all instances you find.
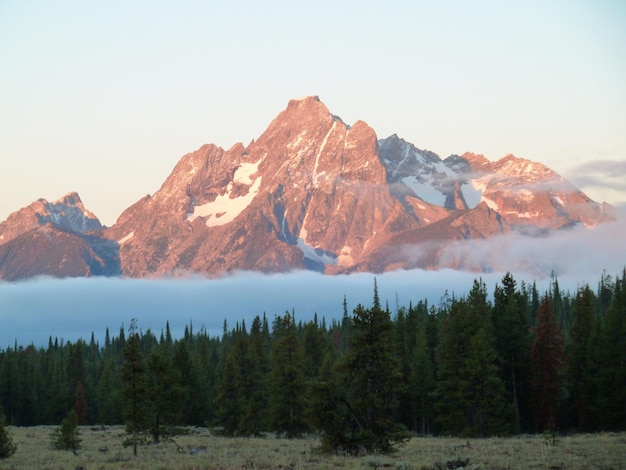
[50,410,82,455]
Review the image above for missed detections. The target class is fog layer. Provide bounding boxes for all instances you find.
[1,212,624,348]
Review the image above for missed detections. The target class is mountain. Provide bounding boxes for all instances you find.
[0,193,120,280]
[0,192,102,244]
[0,97,613,280]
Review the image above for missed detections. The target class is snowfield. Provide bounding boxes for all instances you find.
[187,160,262,227]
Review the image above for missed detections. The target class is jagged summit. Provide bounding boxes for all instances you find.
[0,97,613,280]
[0,191,102,246]
[0,192,118,280]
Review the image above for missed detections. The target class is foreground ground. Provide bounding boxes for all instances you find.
[0,426,624,469]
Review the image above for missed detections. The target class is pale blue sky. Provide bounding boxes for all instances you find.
[1,0,625,226]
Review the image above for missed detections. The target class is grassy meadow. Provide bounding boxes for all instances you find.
[0,426,625,469]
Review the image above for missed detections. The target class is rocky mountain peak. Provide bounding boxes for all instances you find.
[461,152,491,172]
[0,192,102,246]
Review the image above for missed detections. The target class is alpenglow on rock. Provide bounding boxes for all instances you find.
[0,97,613,280]
[0,192,120,280]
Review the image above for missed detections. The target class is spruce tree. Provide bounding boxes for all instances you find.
[267,312,307,437]
[172,341,194,424]
[145,349,183,442]
[121,322,147,456]
[309,349,353,453]
[568,285,597,431]
[47,353,70,423]
[393,307,413,431]
[96,359,123,424]
[189,336,215,426]
[215,326,248,435]
[463,328,510,436]
[531,295,565,431]
[491,273,532,433]
[436,281,512,436]
[214,351,243,436]
[73,381,89,425]
[338,289,406,454]
[409,320,435,435]
[240,315,269,435]
[50,409,81,455]
[598,274,626,429]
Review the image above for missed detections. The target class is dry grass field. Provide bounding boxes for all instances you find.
[0,426,624,469]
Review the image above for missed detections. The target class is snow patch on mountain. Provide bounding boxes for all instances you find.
[296,238,338,266]
[188,160,263,227]
[42,193,102,233]
[313,121,336,187]
[118,232,134,244]
[552,195,564,206]
[482,197,499,212]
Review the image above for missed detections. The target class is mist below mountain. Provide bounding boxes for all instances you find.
[1,210,624,349]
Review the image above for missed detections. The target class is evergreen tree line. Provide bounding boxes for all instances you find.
[0,271,624,452]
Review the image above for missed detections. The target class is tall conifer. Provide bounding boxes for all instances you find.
[267,312,307,437]
[121,322,147,456]
[531,295,565,431]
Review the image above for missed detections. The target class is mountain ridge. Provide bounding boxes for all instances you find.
[0,96,614,280]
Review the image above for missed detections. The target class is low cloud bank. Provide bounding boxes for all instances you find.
[0,270,503,349]
[435,209,626,279]
[0,212,624,349]
[565,159,626,206]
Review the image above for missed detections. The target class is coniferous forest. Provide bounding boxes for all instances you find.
[0,271,625,454]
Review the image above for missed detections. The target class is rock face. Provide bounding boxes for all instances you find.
[0,97,613,280]
[104,97,413,276]
[0,193,119,280]
[0,192,102,245]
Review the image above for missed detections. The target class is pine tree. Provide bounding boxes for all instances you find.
[0,412,16,459]
[145,349,183,442]
[267,312,307,437]
[309,349,353,453]
[393,307,412,431]
[189,335,215,426]
[435,294,472,433]
[96,358,123,424]
[435,294,511,436]
[172,341,194,424]
[409,320,435,434]
[215,325,249,435]
[568,285,598,431]
[492,273,532,432]
[214,351,243,435]
[597,273,626,429]
[50,409,82,455]
[463,328,510,436]
[67,341,86,393]
[302,314,326,380]
[239,315,269,435]
[338,288,406,454]
[531,295,565,431]
[121,322,147,456]
[47,352,70,423]
[73,381,89,425]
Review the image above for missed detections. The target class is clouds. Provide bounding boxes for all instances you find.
[439,208,625,278]
[567,160,626,188]
[565,160,626,206]
[0,269,513,349]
